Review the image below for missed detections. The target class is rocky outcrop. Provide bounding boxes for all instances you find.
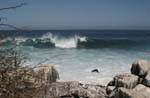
[107,60,150,98]
[3,59,150,98]
[44,60,150,98]
[47,81,107,98]
[34,64,59,83]
[47,81,79,97]
[131,60,150,87]
[107,73,139,89]
[131,60,150,77]
[113,84,150,98]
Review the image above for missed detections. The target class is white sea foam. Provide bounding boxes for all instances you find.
[41,32,87,48]
[22,47,144,85]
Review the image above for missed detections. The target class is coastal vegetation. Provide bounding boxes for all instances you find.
[0,48,59,98]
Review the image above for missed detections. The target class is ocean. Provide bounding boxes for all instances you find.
[0,30,150,85]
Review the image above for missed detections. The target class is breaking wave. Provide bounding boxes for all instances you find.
[0,32,146,48]
[40,33,87,48]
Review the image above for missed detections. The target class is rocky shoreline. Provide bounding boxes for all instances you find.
[1,60,150,98]
[47,60,150,98]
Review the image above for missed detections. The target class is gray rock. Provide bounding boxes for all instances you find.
[35,64,59,83]
[131,60,150,77]
[86,84,106,97]
[106,86,115,95]
[109,73,139,89]
[71,84,107,98]
[47,81,106,98]
[82,84,106,94]
[91,69,99,73]
[47,81,79,97]
[71,87,105,98]
[143,71,150,87]
[113,84,150,98]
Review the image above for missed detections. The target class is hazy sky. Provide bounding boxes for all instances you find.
[0,0,150,29]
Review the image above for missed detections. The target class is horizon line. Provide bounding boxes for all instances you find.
[35,28,150,30]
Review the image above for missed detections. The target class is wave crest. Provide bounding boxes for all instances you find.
[41,32,87,48]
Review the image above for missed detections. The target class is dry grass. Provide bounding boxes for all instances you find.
[0,48,59,98]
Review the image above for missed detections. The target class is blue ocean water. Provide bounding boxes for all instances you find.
[0,30,150,85]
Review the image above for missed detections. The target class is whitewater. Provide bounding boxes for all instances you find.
[40,32,87,48]
[0,30,150,85]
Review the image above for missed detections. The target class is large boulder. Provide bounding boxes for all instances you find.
[113,84,150,98]
[47,81,79,97]
[108,73,139,89]
[34,64,59,83]
[47,81,107,98]
[131,60,150,77]
[71,87,106,98]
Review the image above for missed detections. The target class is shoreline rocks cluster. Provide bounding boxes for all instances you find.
[45,60,150,98]
[106,60,150,98]
[1,60,150,98]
